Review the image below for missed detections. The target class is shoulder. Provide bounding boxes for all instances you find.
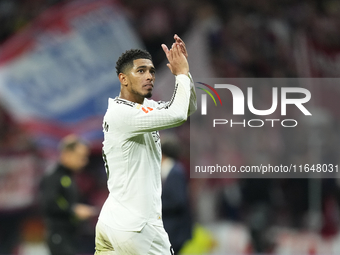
[108,98,160,115]
[108,97,165,110]
[105,98,138,122]
[113,98,136,108]
[108,97,136,109]
[41,165,61,186]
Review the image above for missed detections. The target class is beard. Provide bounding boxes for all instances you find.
[144,91,152,98]
[131,86,152,99]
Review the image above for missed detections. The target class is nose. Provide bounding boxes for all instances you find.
[146,71,154,80]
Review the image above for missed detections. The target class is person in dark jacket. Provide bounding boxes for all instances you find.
[161,136,193,254]
[40,135,97,255]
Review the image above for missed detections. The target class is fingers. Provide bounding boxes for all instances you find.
[161,44,169,58]
[178,43,185,54]
[172,43,180,59]
[163,40,188,75]
[172,43,178,57]
[174,34,184,49]
[177,44,185,59]
[161,44,169,53]
[162,43,176,62]
[174,34,188,58]
[162,40,185,58]
[170,43,185,61]
[174,34,185,45]
[169,43,174,60]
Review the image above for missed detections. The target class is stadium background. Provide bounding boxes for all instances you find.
[0,0,340,254]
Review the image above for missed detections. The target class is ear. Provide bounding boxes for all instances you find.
[118,73,128,86]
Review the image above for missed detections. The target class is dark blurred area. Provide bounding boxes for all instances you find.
[0,0,340,254]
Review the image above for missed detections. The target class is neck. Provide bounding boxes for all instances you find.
[119,91,144,104]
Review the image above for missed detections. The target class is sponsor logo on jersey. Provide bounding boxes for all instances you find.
[141,107,154,113]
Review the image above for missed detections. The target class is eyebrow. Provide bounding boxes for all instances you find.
[136,65,155,71]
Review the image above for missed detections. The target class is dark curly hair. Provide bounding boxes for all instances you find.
[115,49,152,76]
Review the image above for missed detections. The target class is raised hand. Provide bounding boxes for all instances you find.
[161,42,189,76]
[174,34,188,59]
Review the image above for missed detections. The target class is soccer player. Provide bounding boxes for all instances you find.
[95,34,196,255]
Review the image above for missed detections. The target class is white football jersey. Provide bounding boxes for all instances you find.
[98,74,196,231]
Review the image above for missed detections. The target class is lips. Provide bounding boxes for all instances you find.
[144,84,153,89]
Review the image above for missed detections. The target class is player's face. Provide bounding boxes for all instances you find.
[126,59,155,99]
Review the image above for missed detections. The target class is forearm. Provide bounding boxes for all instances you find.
[187,72,197,116]
[120,74,192,135]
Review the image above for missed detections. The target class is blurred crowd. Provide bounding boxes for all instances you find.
[0,0,340,254]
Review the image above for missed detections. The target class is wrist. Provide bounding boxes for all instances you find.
[175,71,189,76]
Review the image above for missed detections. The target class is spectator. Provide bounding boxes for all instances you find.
[161,135,193,254]
[40,134,97,255]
